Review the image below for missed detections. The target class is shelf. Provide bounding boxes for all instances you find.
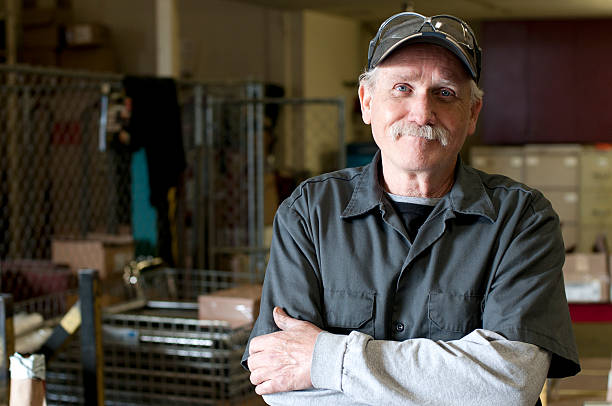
[569,303,612,323]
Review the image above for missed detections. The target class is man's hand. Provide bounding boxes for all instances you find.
[248,306,323,395]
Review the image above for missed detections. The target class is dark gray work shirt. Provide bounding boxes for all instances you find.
[243,152,580,378]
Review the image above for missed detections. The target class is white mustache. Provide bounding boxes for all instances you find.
[388,121,450,147]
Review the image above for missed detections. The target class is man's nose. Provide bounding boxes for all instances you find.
[406,93,435,126]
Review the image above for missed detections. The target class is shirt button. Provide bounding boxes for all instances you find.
[395,322,404,332]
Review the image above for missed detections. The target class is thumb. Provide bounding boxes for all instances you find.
[273,307,302,331]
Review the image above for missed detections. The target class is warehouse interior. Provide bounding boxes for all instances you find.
[2,0,612,405]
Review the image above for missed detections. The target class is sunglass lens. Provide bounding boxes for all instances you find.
[431,17,474,50]
[379,15,424,40]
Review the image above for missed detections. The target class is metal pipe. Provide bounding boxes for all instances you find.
[205,96,215,269]
[337,98,346,168]
[254,85,265,279]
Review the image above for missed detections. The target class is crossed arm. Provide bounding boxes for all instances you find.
[247,307,551,406]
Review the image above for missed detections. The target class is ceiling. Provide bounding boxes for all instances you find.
[231,0,612,24]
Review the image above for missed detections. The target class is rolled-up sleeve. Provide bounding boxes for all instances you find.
[481,190,580,377]
[242,198,324,368]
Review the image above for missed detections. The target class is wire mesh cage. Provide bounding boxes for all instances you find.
[4,267,261,405]
[1,65,346,404]
[204,96,345,274]
[0,66,123,261]
[1,65,346,275]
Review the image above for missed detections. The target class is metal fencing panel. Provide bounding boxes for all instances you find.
[203,96,345,276]
[0,65,345,276]
[0,66,123,261]
[0,65,346,405]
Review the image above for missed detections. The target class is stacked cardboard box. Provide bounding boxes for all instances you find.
[470,145,580,251]
[21,4,72,67]
[563,253,610,303]
[198,284,263,327]
[525,145,581,252]
[51,234,134,280]
[549,357,611,405]
[470,146,525,182]
[19,1,117,72]
[59,22,117,72]
[579,147,612,251]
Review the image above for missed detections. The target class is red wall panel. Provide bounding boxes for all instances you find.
[480,19,612,144]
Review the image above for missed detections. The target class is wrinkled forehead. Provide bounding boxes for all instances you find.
[378,43,471,83]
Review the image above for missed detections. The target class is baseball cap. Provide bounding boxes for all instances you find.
[367,12,482,83]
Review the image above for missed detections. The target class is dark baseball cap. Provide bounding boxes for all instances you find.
[367,12,482,83]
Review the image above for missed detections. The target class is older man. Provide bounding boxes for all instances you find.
[243,12,580,405]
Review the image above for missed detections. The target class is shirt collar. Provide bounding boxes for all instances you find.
[341,151,497,222]
[341,151,386,218]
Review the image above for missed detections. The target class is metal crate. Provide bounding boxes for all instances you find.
[44,268,260,406]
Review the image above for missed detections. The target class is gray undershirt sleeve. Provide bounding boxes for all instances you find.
[263,329,551,406]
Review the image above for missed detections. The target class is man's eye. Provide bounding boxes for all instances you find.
[394,84,410,92]
[439,89,455,97]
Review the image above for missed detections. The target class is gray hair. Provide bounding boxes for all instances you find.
[359,68,484,106]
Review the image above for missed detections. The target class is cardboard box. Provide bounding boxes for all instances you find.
[22,7,72,28]
[65,23,109,47]
[581,148,612,191]
[198,284,262,327]
[582,192,612,226]
[21,48,59,67]
[542,189,579,223]
[550,357,611,405]
[524,144,581,188]
[563,253,610,303]
[23,0,71,9]
[23,25,63,48]
[51,234,134,280]
[608,359,612,402]
[470,146,524,182]
[578,226,612,252]
[59,46,117,72]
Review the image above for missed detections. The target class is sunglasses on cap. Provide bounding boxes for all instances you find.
[367,12,482,82]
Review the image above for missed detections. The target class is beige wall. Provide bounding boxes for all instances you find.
[70,2,366,175]
[178,0,286,84]
[71,0,289,81]
[71,0,157,75]
[302,10,362,174]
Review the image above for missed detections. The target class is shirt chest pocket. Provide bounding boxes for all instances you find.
[323,289,375,337]
[428,292,483,341]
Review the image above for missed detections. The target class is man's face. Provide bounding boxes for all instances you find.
[359,43,482,177]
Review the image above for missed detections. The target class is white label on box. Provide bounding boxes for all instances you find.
[510,156,523,167]
[597,157,610,167]
[526,156,539,166]
[565,281,602,302]
[575,256,590,272]
[74,25,93,43]
[473,157,487,167]
[564,156,578,167]
[564,192,578,203]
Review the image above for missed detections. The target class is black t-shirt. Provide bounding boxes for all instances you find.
[388,200,435,242]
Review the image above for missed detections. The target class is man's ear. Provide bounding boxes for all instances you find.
[467,98,483,135]
[358,83,372,125]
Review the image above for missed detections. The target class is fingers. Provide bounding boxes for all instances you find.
[249,361,270,385]
[248,334,265,355]
[273,306,303,331]
[255,379,278,395]
[247,349,268,371]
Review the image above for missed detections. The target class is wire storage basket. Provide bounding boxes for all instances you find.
[98,267,258,406]
[4,267,260,405]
